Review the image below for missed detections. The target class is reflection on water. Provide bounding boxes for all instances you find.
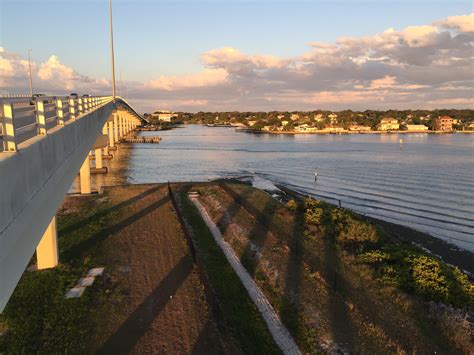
[126,125,474,251]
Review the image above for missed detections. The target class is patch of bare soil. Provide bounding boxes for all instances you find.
[92,184,226,354]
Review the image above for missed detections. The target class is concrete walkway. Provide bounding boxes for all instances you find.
[190,196,301,355]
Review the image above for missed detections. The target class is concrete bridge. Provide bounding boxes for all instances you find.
[0,95,143,312]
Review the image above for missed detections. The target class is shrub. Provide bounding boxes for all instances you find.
[336,219,378,251]
[408,255,449,302]
[286,200,297,211]
[304,207,324,226]
[359,250,391,264]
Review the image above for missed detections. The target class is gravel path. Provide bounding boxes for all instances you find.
[190,195,301,355]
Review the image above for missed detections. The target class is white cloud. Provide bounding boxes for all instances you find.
[1,12,473,111]
[147,68,228,91]
[434,13,474,33]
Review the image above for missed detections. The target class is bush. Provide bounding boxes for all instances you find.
[286,200,297,211]
[408,255,449,302]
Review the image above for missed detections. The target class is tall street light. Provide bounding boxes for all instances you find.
[28,49,33,96]
[109,0,116,100]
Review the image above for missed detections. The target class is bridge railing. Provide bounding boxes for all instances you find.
[0,95,113,152]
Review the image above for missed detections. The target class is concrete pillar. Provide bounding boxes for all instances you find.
[108,121,115,148]
[119,114,124,137]
[36,216,58,269]
[95,148,103,169]
[113,113,119,143]
[80,154,91,194]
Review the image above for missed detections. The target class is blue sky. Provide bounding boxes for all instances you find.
[1,0,473,111]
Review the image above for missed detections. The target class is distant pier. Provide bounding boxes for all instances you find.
[120,135,161,144]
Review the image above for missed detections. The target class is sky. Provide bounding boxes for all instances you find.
[0,0,473,112]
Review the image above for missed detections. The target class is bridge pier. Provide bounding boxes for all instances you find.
[36,216,58,269]
[108,121,115,148]
[95,149,103,169]
[80,154,92,194]
[113,112,119,143]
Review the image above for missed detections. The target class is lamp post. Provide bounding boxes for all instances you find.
[109,0,116,100]
[28,49,33,97]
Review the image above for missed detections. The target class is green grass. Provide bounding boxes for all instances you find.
[177,186,281,355]
[0,195,122,353]
[303,197,474,310]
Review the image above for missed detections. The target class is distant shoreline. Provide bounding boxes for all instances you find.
[237,128,474,135]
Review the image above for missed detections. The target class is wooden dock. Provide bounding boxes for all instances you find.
[120,135,161,144]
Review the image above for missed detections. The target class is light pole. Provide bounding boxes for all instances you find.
[28,49,33,96]
[109,0,116,100]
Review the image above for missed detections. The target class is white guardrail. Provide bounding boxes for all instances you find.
[0,95,114,152]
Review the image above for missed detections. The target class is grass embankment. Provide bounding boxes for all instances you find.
[0,195,121,353]
[195,182,473,354]
[176,185,281,354]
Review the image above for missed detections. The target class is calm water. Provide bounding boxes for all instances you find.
[127,125,474,251]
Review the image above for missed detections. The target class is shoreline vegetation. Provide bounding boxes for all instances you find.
[0,181,472,353]
[145,108,474,135]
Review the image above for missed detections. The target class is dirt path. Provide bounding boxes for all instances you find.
[96,184,225,354]
[190,195,300,355]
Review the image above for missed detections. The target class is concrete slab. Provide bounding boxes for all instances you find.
[87,267,105,277]
[78,277,95,287]
[65,286,85,298]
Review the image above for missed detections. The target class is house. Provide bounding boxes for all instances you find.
[247,120,257,127]
[281,120,289,126]
[328,113,338,124]
[433,116,454,131]
[290,113,300,121]
[377,118,399,131]
[349,125,372,131]
[295,124,309,131]
[405,124,429,131]
[152,110,177,122]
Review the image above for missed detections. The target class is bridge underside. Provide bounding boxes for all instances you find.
[0,100,141,312]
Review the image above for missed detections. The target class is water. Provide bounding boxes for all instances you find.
[127,125,474,251]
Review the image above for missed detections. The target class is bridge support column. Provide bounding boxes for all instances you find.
[119,115,124,138]
[80,154,91,194]
[113,113,119,143]
[108,121,115,148]
[95,149,103,169]
[36,216,58,269]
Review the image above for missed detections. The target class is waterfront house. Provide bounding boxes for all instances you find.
[377,118,399,131]
[281,120,289,126]
[248,120,257,127]
[433,116,454,131]
[290,113,300,121]
[406,124,429,131]
[328,113,338,124]
[152,110,177,122]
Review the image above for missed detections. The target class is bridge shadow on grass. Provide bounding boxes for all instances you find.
[320,209,356,352]
[61,194,169,260]
[239,195,279,277]
[59,185,165,235]
[98,255,193,355]
[280,200,305,344]
[215,183,252,237]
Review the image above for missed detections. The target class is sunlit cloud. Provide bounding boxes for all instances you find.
[1,12,473,111]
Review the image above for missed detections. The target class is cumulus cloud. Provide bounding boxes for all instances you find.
[435,13,474,33]
[1,12,473,111]
[147,68,228,90]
